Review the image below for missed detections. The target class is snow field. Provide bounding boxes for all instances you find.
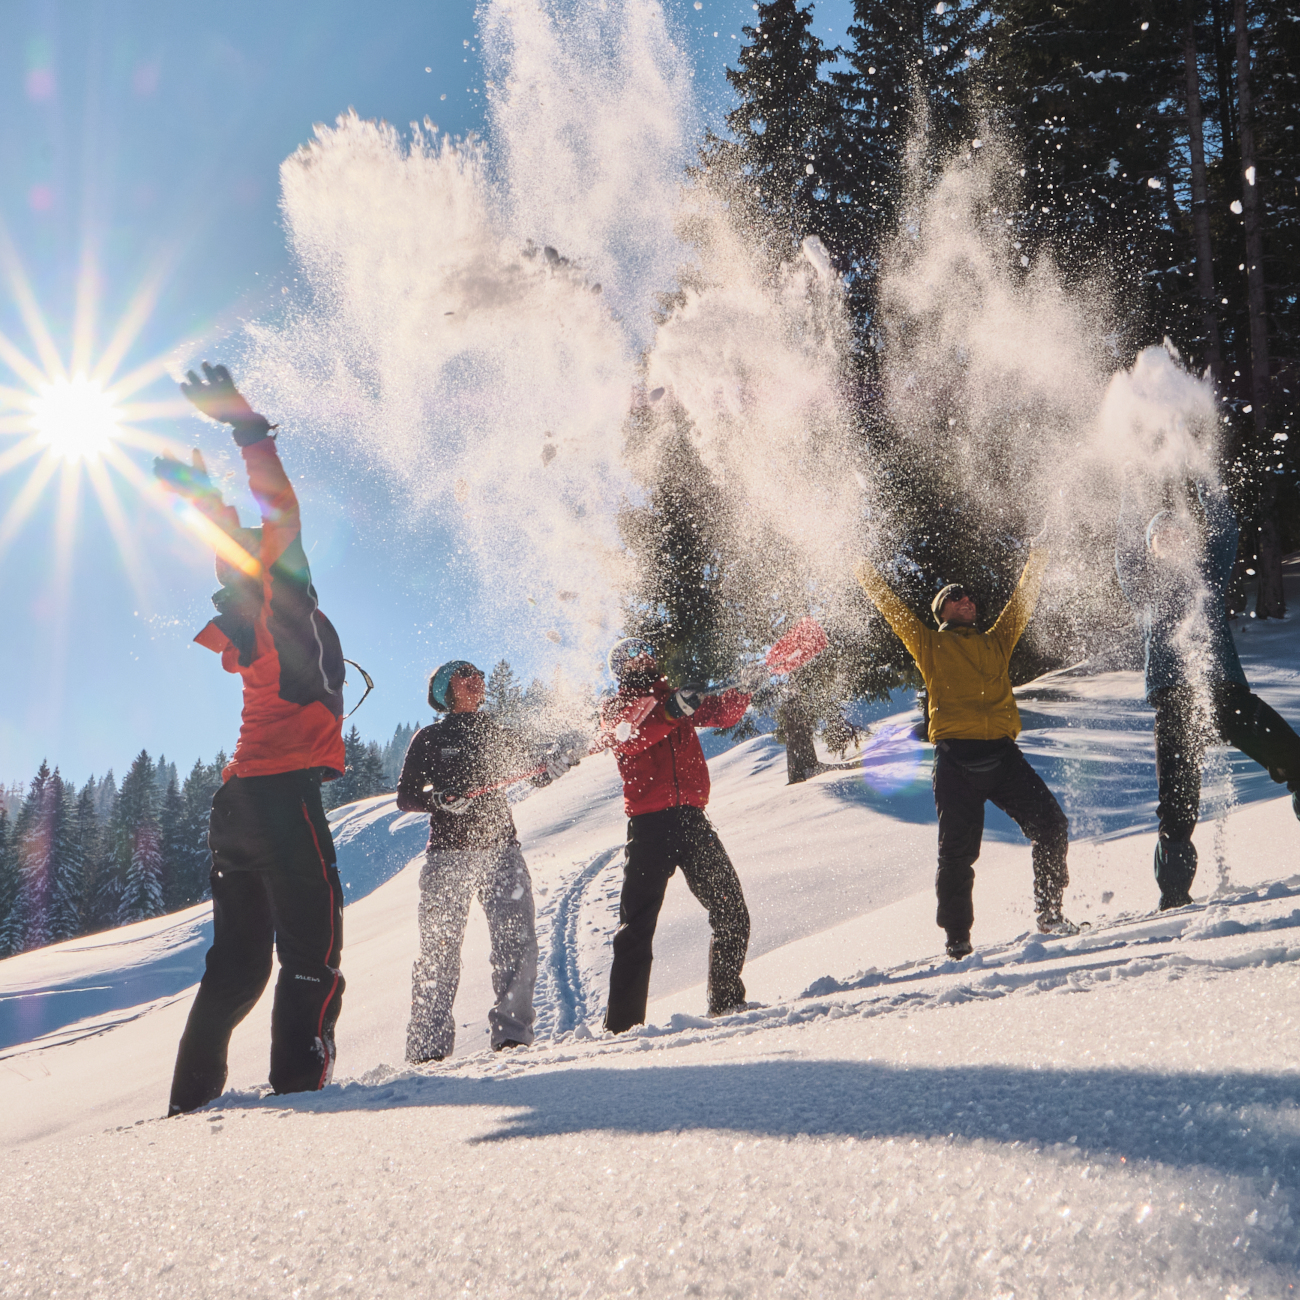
[2,638,1300,1294]
[3,922,1297,1298]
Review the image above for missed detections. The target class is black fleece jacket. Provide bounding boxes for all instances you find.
[396,712,549,850]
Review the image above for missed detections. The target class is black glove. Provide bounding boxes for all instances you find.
[432,790,472,815]
[153,448,218,501]
[180,362,273,446]
[665,683,706,719]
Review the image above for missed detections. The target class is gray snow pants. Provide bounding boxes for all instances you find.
[405,843,538,1062]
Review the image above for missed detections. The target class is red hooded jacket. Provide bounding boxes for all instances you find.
[193,438,346,783]
[599,679,750,817]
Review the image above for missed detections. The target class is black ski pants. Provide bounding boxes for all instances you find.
[1152,681,1300,903]
[933,738,1069,941]
[169,771,345,1115]
[605,805,749,1033]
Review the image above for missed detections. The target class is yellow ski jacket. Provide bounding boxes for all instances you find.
[855,549,1050,743]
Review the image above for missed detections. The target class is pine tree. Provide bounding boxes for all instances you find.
[177,757,222,908]
[984,0,1191,345]
[825,0,986,348]
[90,771,121,930]
[618,411,736,687]
[112,751,165,926]
[698,0,846,267]
[14,761,55,951]
[486,661,525,725]
[159,774,189,913]
[1248,0,1299,553]
[357,742,386,801]
[123,818,165,924]
[46,774,83,944]
[323,726,368,810]
[381,723,419,788]
[74,779,102,934]
[152,754,178,805]
[0,810,21,958]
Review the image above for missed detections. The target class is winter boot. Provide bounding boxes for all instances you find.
[1154,837,1197,911]
[945,935,974,960]
[1037,914,1084,937]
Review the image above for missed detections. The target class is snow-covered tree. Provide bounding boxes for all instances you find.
[46,774,84,944]
[0,809,21,958]
[159,773,190,913]
[381,723,419,788]
[14,762,56,951]
[109,751,165,926]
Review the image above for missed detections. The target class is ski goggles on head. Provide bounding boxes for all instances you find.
[428,659,484,712]
[607,637,658,678]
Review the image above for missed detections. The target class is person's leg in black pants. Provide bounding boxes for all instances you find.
[1152,686,1202,909]
[169,772,345,1113]
[932,748,986,949]
[169,869,275,1115]
[1214,681,1300,805]
[987,745,1071,925]
[675,808,750,1016]
[265,857,345,1095]
[605,812,676,1033]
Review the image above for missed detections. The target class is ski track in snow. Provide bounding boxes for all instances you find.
[534,845,622,1037]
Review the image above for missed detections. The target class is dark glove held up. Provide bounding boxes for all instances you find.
[666,684,706,719]
[180,362,273,445]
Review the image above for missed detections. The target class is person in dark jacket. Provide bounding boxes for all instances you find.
[1116,477,1300,910]
[396,660,581,1061]
[155,364,347,1115]
[599,638,752,1033]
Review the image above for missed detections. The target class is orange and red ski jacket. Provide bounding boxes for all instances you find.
[192,438,346,783]
[599,678,750,817]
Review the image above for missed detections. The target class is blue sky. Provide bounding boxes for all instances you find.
[1,0,853,790]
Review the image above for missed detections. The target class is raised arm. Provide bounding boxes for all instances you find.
[990,547,1049,655]
[176,362,303,574]
[242,438,303,572]
[692,689,750,731]
[855,558,925,660]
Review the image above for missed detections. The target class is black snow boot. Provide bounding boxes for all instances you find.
[945,934,973,960]
[1154,837,1197,910]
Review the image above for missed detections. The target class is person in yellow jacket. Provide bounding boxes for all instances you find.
[856,547,1076,958]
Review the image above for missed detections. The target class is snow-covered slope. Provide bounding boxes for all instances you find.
[1,598,1298,1296]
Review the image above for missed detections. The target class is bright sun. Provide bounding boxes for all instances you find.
[30,375,123,461]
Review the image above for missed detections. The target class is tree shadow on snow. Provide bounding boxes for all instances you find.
[220,1058,1300,1194]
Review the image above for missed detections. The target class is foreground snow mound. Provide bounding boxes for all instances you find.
[4,872,1299,1297]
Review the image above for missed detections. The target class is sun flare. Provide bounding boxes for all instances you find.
[0,237,198,584]
[30,375,123,461]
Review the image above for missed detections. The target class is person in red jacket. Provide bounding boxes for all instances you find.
[600,637,752,1032]
[155,364,347,1115]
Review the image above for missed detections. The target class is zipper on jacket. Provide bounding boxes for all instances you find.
[668,727,682,807]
